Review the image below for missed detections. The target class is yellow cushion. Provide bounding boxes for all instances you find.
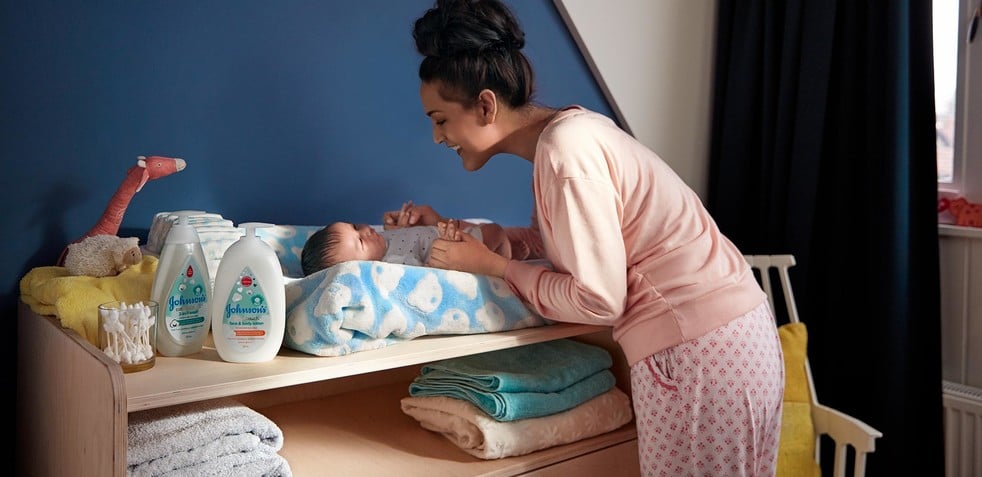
[776,322,821,477]
[779,322,811,403]
[778,402,821,477]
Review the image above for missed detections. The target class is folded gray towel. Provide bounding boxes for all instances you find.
[127,398,291,477]
[154,445,291,477]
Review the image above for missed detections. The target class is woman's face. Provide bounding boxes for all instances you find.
[326,222,387,263]
[420,81,498,171]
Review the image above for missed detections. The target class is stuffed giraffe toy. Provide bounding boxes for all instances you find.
[939,196,982,228]
[57,155,186,265]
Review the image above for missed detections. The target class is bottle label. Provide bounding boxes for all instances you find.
[221,266,271,352]
[162,256,209,345]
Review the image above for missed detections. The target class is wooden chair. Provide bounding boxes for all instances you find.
[745,254,882,477]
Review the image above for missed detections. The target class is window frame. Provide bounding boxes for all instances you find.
[942,0,981,203]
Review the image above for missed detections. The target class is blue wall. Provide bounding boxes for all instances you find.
[1,1,612,317]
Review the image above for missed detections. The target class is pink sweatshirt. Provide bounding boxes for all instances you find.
[504,106,766,365]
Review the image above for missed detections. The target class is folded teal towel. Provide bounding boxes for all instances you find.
[409,368,617,421]
[417,339,613,393]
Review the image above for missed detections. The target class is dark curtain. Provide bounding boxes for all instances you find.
[708,1,942,476]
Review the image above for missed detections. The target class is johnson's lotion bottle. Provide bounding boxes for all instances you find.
[211,222,285,363]
[151,211,212,356]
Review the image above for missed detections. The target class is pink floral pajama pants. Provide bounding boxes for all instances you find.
[630,301,784,477]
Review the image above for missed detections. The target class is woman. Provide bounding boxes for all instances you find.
[398,1,785,475]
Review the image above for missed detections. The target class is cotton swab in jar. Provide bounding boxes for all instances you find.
[101,302,154,365]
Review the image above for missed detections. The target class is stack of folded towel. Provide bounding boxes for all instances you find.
[400,339,634,459]
[128,398,292,476]
[19,255,158,346]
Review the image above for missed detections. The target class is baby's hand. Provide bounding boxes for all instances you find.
[511,239,531,260]
[383,201,415,229]
[383,201,443,229]
[437,219,462,241]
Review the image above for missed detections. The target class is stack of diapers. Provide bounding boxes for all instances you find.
[400,339,633,459]
[254,225,321,278]
[145,212,321,279]
[127,398,292,477]
[144,211,243,285]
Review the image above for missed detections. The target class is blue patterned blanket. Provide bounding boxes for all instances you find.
[284,260,550,356]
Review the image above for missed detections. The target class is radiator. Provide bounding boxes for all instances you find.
[944,380,982,477]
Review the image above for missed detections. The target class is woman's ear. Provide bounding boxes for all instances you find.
[477,89,497,125]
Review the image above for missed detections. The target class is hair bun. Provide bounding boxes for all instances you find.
[485,36,524,52]
[414,0,525,58]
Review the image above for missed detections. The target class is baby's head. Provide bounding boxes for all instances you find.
[301,222,388,276]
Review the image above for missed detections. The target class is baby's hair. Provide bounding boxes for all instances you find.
[300,225,345,276]
[413,0,535,107]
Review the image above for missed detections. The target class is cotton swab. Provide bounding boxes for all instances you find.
[101,302,155,365]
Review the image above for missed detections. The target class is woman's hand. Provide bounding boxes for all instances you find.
[428,231,509,278]
[382,201,443,229]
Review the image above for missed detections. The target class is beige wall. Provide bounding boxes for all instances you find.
[553,0,717,199]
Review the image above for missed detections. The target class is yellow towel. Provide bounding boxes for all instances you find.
[19,256,158,346]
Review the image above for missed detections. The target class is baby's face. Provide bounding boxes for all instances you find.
[327,222,387,263]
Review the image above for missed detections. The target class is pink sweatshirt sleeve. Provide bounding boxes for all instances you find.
[505,162,627,325]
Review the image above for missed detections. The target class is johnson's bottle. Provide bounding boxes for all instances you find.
[150,211,212,356]
[211,222,285,363]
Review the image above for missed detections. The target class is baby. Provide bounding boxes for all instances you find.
[301,216,511,276]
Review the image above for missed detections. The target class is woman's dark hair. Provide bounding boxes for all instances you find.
[413,0,535,107]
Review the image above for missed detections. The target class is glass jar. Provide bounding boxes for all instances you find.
[98,300,157,373]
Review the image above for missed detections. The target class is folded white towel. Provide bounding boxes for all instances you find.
[150,445,291,477]
[400,387,633,460]
[128,398,291,477]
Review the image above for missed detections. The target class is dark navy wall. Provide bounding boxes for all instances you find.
[1,1,612,314]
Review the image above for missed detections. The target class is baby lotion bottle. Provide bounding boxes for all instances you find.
[151,211,212,356]
[211,222,285,363]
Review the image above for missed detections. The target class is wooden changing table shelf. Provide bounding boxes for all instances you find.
[17,301,640,477]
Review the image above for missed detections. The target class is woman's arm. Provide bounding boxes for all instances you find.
[507,176,627,325]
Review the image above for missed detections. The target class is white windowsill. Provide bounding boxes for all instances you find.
[939,224,982,239]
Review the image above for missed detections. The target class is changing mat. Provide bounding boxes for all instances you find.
[284,260,550,356]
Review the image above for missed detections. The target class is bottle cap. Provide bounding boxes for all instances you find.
[239,222,274,238]
[164,210,206,244]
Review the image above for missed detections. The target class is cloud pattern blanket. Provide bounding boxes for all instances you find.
[284,260,550,356]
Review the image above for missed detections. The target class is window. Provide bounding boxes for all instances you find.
[937,0,980,202]
[935,0,958,184]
